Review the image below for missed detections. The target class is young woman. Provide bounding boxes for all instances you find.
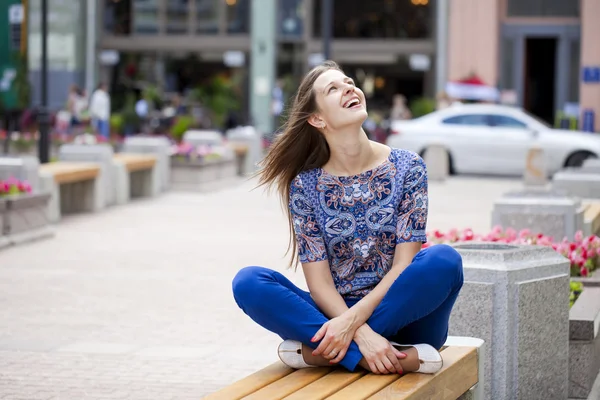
[232,61,463,375]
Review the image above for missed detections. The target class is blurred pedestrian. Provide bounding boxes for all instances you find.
[89,83,111,139]
[389,94,412,120]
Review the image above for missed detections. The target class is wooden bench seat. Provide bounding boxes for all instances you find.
[583,202,600,236]
[39,161,100,184]
[204,341,483,400]
[113,154,157,172]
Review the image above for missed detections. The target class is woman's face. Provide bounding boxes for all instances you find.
[310,69,368,131]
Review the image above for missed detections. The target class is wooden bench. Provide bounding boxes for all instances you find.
[39,161,103,222]
[112,153,160,204]
[582,201,600,236]
[203,337,484,400]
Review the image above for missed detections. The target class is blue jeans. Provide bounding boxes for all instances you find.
[232,244,464,372]
[93,119,110,138]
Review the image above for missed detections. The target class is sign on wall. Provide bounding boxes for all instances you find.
[582,66,600,84]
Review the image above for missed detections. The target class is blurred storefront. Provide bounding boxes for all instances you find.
[99,0,437,117]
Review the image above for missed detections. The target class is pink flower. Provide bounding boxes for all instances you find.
[580,266,589,277]
[575,231,584,243]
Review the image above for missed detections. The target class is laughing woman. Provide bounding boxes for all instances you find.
[232,61,464,375]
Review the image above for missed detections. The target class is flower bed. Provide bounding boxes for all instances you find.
[0,177,32,197]
[169,142,237,190]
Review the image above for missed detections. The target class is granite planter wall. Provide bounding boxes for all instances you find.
[170,156,237,191]
[0,198,8,249]
[569,287,600,398]
[1,193,53,246]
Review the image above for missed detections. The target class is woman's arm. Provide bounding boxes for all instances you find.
[302,260,352,319]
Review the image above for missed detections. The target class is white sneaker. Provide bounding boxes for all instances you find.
[277,340,317,369]
[390,342,443,374]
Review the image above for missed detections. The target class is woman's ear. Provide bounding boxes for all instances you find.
[307,114,326,129]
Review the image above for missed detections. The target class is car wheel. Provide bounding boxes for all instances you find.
[565,151,597,168]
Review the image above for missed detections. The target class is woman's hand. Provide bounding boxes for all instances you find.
[354,327,407,374]
[311,311,359,364]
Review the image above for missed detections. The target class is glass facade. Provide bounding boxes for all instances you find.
[313,0,432,39]
[167,0,189,34]
[196,0,219,34]
[279,0,304,38]
[226,0,249,34]
[133,0,160,35]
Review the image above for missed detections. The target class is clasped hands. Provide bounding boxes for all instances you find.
[310,310,407,374]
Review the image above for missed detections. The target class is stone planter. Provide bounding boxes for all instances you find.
[2,193,53,246]
[0,198,8,249]
[569,287,600,398]
[170,156,237,191]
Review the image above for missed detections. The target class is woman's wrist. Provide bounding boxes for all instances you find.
[353,324,374,345]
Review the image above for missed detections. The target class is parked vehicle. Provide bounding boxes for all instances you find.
[387,103,600,176]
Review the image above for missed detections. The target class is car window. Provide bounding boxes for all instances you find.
[442,114,490,126]
[489,114,527,128]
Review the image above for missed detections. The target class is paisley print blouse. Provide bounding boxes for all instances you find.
[289,148,428,299]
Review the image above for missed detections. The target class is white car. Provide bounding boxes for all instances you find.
[386,103,600,176]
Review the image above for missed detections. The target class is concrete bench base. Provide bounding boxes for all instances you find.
[39,162,104,223]
[113,154,160,205]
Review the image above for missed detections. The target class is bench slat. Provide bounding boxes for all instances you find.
[39,162,100,184]
[282,369,367,400]
[242,367,331,400]
[202,362,293,400]
[367,346,478,400]
[113,154,157,172]
[324,374,401,400]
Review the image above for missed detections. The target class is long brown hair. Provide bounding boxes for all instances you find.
[256,61,342,268]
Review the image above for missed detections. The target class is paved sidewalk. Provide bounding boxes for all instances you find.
[0,176,523,399]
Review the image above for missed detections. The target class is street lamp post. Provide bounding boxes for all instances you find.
[37,0,50,163]
[321,0,333,60]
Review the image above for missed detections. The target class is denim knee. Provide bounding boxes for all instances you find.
[232,266,271,307]
[427,244,464,287]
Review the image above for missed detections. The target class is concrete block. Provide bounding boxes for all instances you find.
[423,144,449,182]
[0,156,41,192]
[524,146,548,186]
[569,287,600,398]
[122,136,171,192]
[226,126,263,175]
[492,189,585,241]
[183,130,223,147]
[59,144,116,207]
[553,169,600,200]
[449,242,570,400]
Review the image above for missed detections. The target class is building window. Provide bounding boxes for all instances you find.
[313,0,431,39]
[196,0,219,34]
[104,0,132,35]
[507,0,580,17]
[133,0,160,34]
[226,0,249,34]
[167,0,190,34]
[279,0,305,38]
[500,36,515,90]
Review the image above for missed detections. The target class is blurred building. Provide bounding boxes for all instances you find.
[447,0,600,128]
[99,0,437,114]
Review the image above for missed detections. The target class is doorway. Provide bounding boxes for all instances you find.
[524,38,557,124]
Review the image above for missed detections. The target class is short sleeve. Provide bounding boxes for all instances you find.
[289,176,328,263]
[396,155,428,244]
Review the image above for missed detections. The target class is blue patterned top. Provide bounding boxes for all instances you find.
[289,148,428,299]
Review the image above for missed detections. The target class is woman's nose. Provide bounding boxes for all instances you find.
[343,84,355,95]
